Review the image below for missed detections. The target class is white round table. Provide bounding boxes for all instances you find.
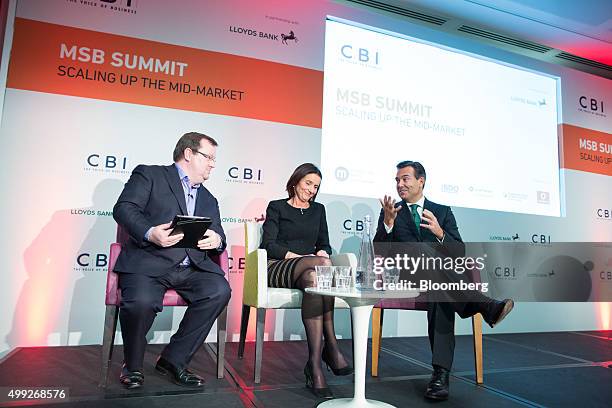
[305,288,419,408]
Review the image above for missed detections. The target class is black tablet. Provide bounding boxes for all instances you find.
[169,215,213,249]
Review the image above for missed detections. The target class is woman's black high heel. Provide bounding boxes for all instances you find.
[304,362,334,399]
[322,347,354,376]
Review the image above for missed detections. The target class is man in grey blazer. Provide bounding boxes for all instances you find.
[113,132,231,389]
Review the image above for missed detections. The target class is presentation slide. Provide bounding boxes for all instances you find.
[320,18,561,217]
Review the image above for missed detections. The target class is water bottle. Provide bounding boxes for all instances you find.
[355,215,375,290]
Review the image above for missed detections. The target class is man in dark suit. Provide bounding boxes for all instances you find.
[374,160,513,401]
[113,132,231,389]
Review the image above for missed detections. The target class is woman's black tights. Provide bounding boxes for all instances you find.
[291,256,349,388]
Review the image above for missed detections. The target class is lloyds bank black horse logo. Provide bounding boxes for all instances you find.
[281,31,298,45]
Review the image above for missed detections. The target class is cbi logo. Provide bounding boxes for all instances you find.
[342,219,365,235]
[228,246,246,274]
[578,96,606,117]
[226,166,264,185]
[97,0,138,14]
[74,252,108,271]
[66,0,138,15]
[228,256,245,274]
[84,153,130,175]
[596,208,611,221]
[531,233,551,245]
[100,0,135,6]
[340,45,380,67]
[493,265,517,280]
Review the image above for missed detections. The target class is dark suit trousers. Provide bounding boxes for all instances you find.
[378,244,489,370]
[426,267,491,370]
[118,266,231,370]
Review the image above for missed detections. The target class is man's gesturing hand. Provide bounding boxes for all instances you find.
[421,209,444,240]
[379,195,402,228]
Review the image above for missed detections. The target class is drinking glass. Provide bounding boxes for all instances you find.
[334,266,353,290]
[383,267,401,286]
[315,265,334,290]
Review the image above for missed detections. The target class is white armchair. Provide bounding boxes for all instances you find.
[238,221,357,383]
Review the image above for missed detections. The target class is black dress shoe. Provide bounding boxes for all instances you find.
[304,362,334,399]
[424,365,449,401]
[322,346,354,376]
[485,299,514,328]
[155,356,205,388]
[119,364,144,389]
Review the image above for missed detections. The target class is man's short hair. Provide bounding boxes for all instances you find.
[396,160,426,185]
[173,132,218,162]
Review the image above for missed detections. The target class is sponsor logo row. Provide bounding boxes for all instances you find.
[488,233,552,245]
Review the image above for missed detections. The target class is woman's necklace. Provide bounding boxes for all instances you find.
[291,198,308,214]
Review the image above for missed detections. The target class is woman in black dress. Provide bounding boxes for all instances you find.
[260,163,352,398]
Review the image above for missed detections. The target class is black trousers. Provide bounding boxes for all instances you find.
[426,276,491,370]
[118,266,231,370]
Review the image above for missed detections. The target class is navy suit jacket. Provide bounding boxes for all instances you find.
[373,198,463,244]
[113,164,226,277]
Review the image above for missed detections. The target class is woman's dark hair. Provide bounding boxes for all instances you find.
[286,163,323,200]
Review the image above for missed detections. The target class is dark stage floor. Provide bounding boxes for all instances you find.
[0,331,610,407]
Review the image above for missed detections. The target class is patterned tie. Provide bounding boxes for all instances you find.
[410,204,421,237]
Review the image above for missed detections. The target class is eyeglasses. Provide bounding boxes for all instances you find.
[194,150,216,162]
